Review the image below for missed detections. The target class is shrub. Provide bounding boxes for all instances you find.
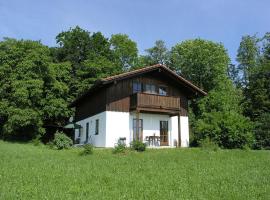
[199,137,219,151]
[80,144,94,155]
[131,140,146,152]
[53,131,73,150]
[112,142,126,154]
[31,135,42,146]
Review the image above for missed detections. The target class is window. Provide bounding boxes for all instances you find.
[86,122,89,141]
[133,81,142,93]
[159,86,167,96]
[95,119,99,135]
[144,84,156,94]
[133,119,143,140]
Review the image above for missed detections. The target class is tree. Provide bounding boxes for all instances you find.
[110,34,138,70]
[55,26,91,72]
[170,39,253,148]
[171,39,230,91]
[236,33,270,149]
[236,35,260,87]
[0,38,71,140]
[142,40,170,66]
[193,80,254,148]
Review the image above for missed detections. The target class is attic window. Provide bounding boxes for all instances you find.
[159,86,167,96]
[144,84,156,94]
[133,81,142,93]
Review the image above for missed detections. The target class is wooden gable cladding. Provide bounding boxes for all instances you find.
[74,89,107,121]
[73,65,202,121]
[105,71,189,116]
[105,78,131,112]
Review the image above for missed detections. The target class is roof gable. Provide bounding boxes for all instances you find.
[70,64,207,107]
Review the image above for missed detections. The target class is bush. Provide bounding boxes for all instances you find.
[53,131,73,150]
[253,113,270,150]
[80,144,94,155]
[112,142,126,154]
[199,137,219,151]
[131,140,146,152]
[31,135,42,146]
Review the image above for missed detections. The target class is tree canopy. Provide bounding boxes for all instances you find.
[0,26,269,149]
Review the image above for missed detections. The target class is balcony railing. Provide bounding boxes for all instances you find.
[130,93,180,112]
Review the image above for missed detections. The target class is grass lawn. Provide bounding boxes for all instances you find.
[0,141,269,200]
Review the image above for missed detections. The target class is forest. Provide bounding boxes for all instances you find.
[0,26,269,149]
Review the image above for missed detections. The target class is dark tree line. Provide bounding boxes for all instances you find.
[0,26,269,149]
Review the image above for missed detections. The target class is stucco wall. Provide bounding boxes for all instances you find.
[105,111,130,147]
[75,111,189,148]
[74,111,106,147]
[180,116,189,147]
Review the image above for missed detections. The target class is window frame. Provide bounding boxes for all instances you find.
[158,86,167,96]
[144,83,157,94]
[95,119,99,135]
[132,81,142,93]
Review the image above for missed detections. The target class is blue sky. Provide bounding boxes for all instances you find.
[0,0,269,63]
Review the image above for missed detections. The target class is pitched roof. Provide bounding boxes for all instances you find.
[70,64,207,107]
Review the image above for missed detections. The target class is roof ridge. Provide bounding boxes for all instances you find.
[102,64,163,82]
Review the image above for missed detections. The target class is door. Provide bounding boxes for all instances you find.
[160,121,168,146]
[133,119,143,141]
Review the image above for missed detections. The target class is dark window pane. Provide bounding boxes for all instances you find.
[144,84,156,94]
[159,87,167,96]
[95,119,99,135]
[133,82,141,93]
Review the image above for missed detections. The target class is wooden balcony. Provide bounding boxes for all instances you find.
[130,93,180,115]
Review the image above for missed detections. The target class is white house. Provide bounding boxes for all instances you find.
[70,64,206,148]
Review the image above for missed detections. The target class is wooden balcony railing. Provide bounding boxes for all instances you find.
[130,93,180,113]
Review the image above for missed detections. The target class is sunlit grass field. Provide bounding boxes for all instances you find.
[0,141,269,200]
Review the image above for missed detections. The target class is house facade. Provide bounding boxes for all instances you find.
[70,64,206,148]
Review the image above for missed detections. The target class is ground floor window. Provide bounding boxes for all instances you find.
[133,119,143,140]
[95,119,99,135]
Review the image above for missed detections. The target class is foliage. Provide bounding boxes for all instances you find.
[31,135,42,146]
[236,33,270,149]
[253,113,270,149]
[0,38,71,140]
[199,137,219,151]
[80,144,94,155]
[1,141,270,199]
[144,40,170,66]
[193,81,254,149]
[110,34,138,70]
[171,39,230,91]
[236,35,260,86]
[112,142,126,154]
[52,131,73,150]
[130,140,146,152]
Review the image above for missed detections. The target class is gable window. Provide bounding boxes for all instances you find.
[95,119,99,135]
[133,81,142,93]
[159,86,167,96]
[144,84,156,94]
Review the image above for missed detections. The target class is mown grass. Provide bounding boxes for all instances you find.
[0,141,269,200]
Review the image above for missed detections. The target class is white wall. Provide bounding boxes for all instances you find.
[130,113,177,147]
[180,116,189,147]
[105,111,130,147]
[75,111,189,148]
[171,116,179,147]
[74,112,106,147]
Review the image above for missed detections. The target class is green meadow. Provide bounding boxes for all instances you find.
[0,141,269,200]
